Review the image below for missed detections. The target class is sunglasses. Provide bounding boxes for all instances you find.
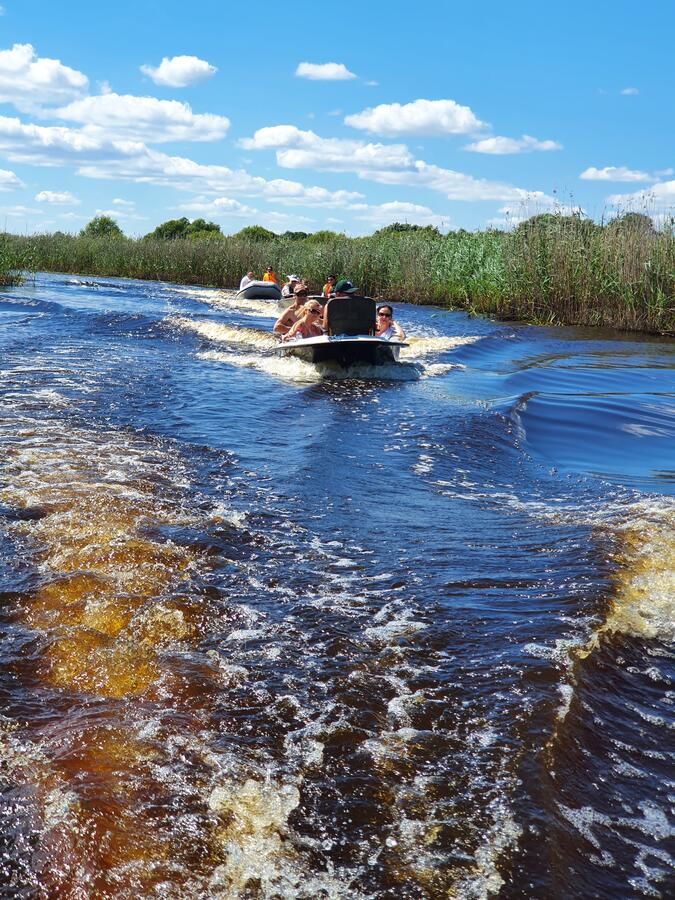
[309,307,322,314]
[378,311,392,318]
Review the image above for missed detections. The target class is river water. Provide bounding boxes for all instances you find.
[0,273,673,899]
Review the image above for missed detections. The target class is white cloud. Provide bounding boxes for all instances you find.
[112,197,135,207]
[621,87,639,95]
[0,167,23,190]
[241,123,550,203]
[352,200,448,229]
[345,98,485,136]
[54,93,230,143]
[140,55,217,88]
[35,190,79,204]
[465,134,562,154]
[364,160,551,203]
[0,204,42,217]
[0,43,88,112]
[93,206,146,221]
[49,136,366,208]
[0,6,5,15]
[178,196,258,217]
[607,180,675,209]
[295,62,356,81]
[0,114,114,166]
[580,165,650,182]
[241,125,414,172]
[492,199,585,226]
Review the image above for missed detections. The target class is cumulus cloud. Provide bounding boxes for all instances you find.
[140,55,217,88]
[0,204,42,217]
[54,93,230,143]
[241,125,414,172]
[352,200,448,228]
[0,114,115,166]
[487,198,585,229]
[295,62,356,81]
[35,190,79,204]
[178,196,258,217]
[621,87,639,95]
[465,134,562,154]
[241,123,549,203]
[0,167,23,190]
[607,180,675,209]
[361,160,551,203]
[93,206,146,221]
[345,98,485,136]
[580,165,650,182]
[0,43,88,112]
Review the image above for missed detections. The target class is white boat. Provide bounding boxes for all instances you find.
[273,295,407,367]
[236,280,282,302]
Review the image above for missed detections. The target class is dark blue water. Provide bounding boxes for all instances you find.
[0,273,673,898]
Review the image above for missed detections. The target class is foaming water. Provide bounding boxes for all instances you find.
[0,273,673,897]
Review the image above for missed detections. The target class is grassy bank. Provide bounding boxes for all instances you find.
[3,217,674,333]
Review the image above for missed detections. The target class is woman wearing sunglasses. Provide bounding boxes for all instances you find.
[375,305,406,341]
[282,300,325,341]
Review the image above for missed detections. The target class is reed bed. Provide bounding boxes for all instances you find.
[3,220,674,333]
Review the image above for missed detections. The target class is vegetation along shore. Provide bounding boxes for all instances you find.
[2,212,673,334]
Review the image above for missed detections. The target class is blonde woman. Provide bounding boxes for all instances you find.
[282,300,325,341]
[273,285,309,336]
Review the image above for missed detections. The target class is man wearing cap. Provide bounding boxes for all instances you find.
[322,278,357,329]
[273,282,311,336]
[281,274,301,299]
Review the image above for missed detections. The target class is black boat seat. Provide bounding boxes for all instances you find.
[325,297,376,336]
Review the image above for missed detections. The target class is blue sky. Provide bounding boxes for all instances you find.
[0,0,673,236]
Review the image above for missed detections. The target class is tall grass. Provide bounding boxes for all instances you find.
[3,220,674,333]
[0,232,31,285]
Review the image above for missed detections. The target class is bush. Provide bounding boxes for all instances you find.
[80,216,124,238]
[233,225,276,242]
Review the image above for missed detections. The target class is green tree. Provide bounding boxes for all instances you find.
[281,230,310,240]
[373,222,441,237]
[144,217,221,240]
[233,225,277,242]
[304,230,343,243]
[80,215,124,238]
[145,217,190,240]
[607,212,656,235]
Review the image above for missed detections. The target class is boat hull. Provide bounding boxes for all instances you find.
[275,335,405,367]
[236,281,282,302]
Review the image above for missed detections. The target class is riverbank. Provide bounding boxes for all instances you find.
[3,217,674,333]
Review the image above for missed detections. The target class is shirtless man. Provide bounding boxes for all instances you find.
[273,284,310,336]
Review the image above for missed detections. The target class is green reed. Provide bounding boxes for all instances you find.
[3,221,674,333]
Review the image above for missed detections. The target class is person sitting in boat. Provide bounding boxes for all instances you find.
[375,304,406,341]
[273,283,310,336]
[239,271,255,290]
[263,266,278,284]
[322,278,358,329]
[322,274,336,297]
[281,274,301,299]
[282,300,325,341]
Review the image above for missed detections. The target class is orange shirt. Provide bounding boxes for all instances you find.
[322,282,334,297]
[263,271,278,284]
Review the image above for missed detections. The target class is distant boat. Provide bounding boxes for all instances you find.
[273,295,407,367]
[236,280,282,302]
